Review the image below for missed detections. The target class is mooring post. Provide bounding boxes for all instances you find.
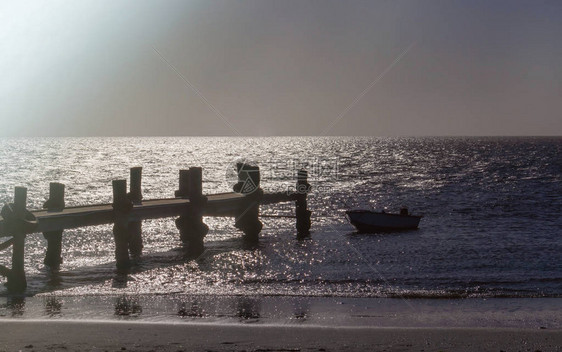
[9,187,29,291]
[188,167,204,199]
[128,167,143,257]
[295,169,311,238]
[233,164,263,242]
[175,168,209,254]
[43,182,65,268]
[112,179,132,270]
[128,167,143,204]
[175,169,190,198]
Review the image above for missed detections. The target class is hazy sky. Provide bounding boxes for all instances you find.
[1,0,561,136]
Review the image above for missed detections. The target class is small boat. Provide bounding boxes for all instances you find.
[345,208,422,232]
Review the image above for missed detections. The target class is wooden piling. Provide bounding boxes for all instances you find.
[8,187,29,291]
[175,168,208,254]
[175,170,190,198]
[113,179,129,208]
[14,187,27,215]
[128,167,143,257]
[188,167,203,198]
[43,182,65,210]
[112,180,132,270]
[43,182,65,268]
[128,221,143,258]
[295,169,312,238]
[234,164,263,241]
[128,167,143,204]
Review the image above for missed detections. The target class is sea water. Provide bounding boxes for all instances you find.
[0,137,560,324]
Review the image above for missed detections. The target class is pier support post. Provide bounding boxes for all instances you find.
[112,180,133,270]
[1,187,35,292]
[233,164,263,242]
[42,182,65,268]
[127,167,143,257]
[175,168,208,255]
[295,169,311,238]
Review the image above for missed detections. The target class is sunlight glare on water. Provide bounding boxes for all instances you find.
[0,137,560,298]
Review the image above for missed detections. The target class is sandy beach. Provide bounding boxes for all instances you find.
[0,320,560,352]
[1,295,561,351]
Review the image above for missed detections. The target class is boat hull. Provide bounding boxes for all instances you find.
[346,210,421,232]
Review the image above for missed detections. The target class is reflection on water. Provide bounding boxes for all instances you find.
[182,243,206,260]
[3,296,25,317]
[236,297,260,321]
[114,296,142,317]
[43,268,63,291]
[111,273,129,289]
[292,299,310,322]
[44,297,62,317]
[1,294,558,329]
[178,300,204,318]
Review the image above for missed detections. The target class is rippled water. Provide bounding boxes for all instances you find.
[0,137,560,299]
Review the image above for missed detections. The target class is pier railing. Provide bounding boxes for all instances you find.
[0,164,311,292]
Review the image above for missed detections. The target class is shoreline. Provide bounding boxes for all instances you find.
[1,321,561,352]
[1,295,561,329]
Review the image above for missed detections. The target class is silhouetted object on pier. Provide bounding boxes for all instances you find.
[233,163,260,194]
[42,182,65,268]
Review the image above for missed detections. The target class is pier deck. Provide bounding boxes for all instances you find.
[0,192,291,236]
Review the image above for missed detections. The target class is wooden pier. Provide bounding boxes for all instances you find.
[0,164,311,292]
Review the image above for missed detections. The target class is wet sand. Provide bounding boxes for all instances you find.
[2,296,561,329]
[0,321,561,352]
[1,296,561,351]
